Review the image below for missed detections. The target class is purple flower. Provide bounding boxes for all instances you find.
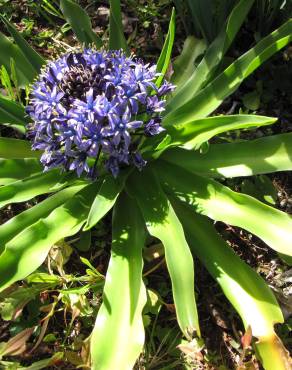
[108,107,143,147]
[144,118,165,136]
[146,96,166,113]
[132,152,147,171]
[106,157,120,178]
[26,49,174,178]
[157,81,176,96]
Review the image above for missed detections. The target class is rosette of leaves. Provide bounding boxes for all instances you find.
[0,0,291,369]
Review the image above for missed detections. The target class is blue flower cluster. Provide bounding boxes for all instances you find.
[26,49,174,177]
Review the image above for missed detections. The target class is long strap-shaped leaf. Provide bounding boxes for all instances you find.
[60,0,102,48]
[168,0,255,110]
[142,114,276,160]
[0,96,27,127]
[0,15,44,72]
[109,0,129,53]
[0,33,36,86]
[0,158,41,185]
[0,137,40,159]
[164,19,292,125]
[0,183,97,292]
[166,114,276,150]
[0,184,86,252]
[84,174,125,231]
[0,170,73,209]
[155,160,292,256]
[186,0,214,43]
[91,193,146,370]
[173,200,291,370]
[127,168,200,338]
[162,132,292,178]
[155,8,175,88]
[171,36,206,88]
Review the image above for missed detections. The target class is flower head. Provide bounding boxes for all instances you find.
[26,49,174,177]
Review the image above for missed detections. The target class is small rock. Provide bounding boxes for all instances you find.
[97,6,109,18]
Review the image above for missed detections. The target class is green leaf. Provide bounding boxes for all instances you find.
[0,284,58,321]
[240,175,277,206]
[80,256,98,273]
[164,19,292,125]
[0,95,27,128]
[1,65,15,100]
[0,32,36,86]
[174,200,283,332]
[26,272,62,285]
[167,114,276,150]
[278,252,292,266]
[0,137,40,159]
[0,158,41,185]
[91,192,146,370]
[155,8,175,88]
[162,132,292,178]
[84,174,125,231]
[167,0,255,111]
[20,354,63,369]
[21,353,64,370]
[0,183,97,292]
[75,230,91,252]
[171,36,206,88]
[155,160,292,256]
[60,0,102,48]
[109,0,129,53]
[186,0,214,43]
[0,170,72,209]
[0,184,86,252]
[255,338,292,370]
[0,15,44,72]
[127,168,200,338]
[242,90,261,110]
[173,200,290,370]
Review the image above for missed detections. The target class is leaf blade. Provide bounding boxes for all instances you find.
[0,15,44,72]
[164,19,292,125]
[0,32,36,86]
[173,200,290,370]
[0,137,40,159]
[171,36,206,88]
[0,184,86,252]
[84,175,125,230]
[162,132,292,178]
[60,0,102,48]
[167,0,255,111]
[127,168,200,338]
[156,160,292,256]
[173,200,283,335]
[109,0,129,53]
[0,95,27,128]
[0,170,72,209]
[155,8,175,87]
[0,183,97,292]
[0,158,41,185]
[167,114,277,150]
[91,192,146,370]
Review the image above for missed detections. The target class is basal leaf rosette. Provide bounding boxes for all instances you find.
[26,49,174,178]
